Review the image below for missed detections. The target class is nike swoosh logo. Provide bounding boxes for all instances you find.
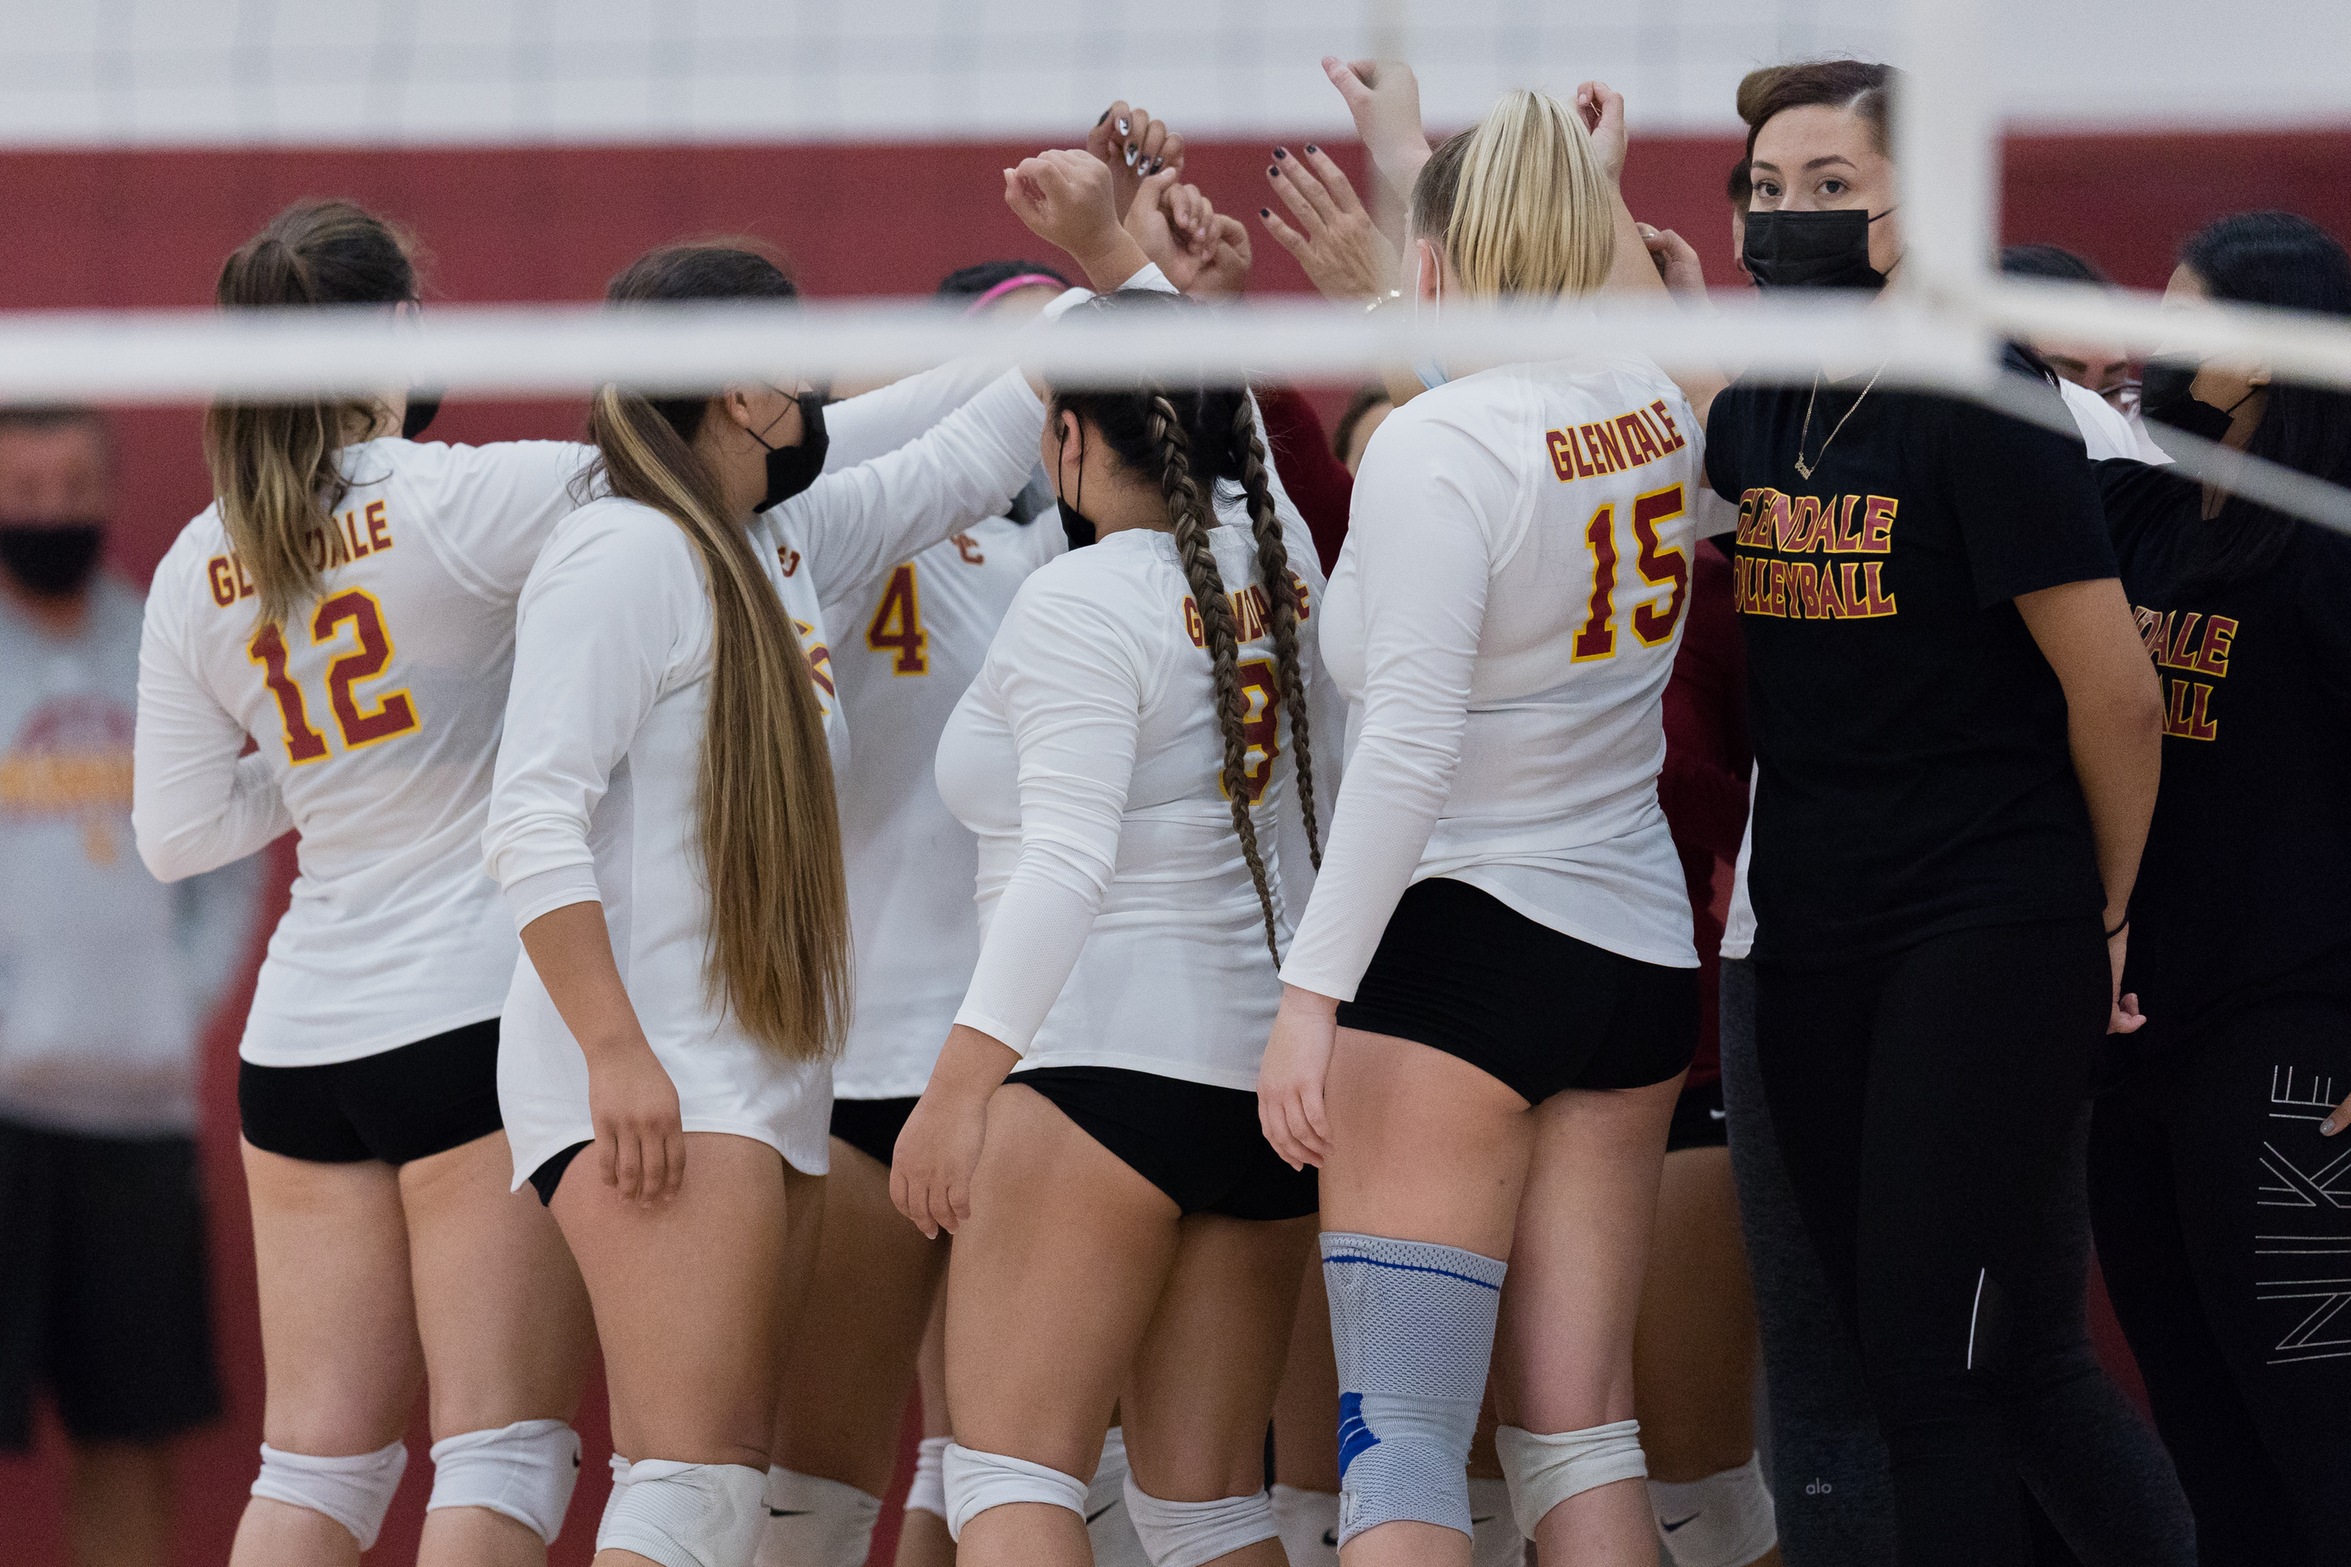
[1709,1108,1728,1121]
[766,1508,809,1518]
[1662,1513,1700,1532]
[1087,1504,1118,1524]
[1321,1529,1339,1547]
[1471,1514,1497,1525]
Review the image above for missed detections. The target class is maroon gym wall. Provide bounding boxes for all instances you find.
[0,126,2340,1566]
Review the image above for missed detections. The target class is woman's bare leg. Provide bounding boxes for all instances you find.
[774,1136,950,1496]
[1492,1077,1680,1567]
[551,1131,811,1567]
[896,1294,957,1567]
[228,1143,424,1567]
[1634,1143,1782,1564]
[1121,1211,1317,1567]
[404,1129,596,1566]
[1318,1029,1535,1567]
[946,1086,1183,1567]
[1273,1258,1340,1493]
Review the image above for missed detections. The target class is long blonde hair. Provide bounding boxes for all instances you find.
[589,244,850,1060]
[202,200,417,624]
[1413,89,1617,299]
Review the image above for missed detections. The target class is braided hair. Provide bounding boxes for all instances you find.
[1049,291,1318,963]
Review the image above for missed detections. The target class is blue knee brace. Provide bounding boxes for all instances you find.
[1321,1230,1508,1548]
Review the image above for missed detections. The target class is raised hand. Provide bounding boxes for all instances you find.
[1321,56,1431,198]
[1574,79,1630,183]
[1259,143,1400,303]
[1640,223,1707,299]
[1005,150,1150,292]
[1088,101,1187,219]
[1190,213,1254,300]
[1123,168,1224,290]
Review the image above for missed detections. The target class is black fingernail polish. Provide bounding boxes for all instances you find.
[1275,146,1288,158]
[1260,207,1271,218]
[1306,143,1320,154]
[1097,108,1111,126]
[1268,165,1279,178]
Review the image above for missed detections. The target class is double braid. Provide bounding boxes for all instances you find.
[1147,394,1283,963]
[1230,399,1320,869]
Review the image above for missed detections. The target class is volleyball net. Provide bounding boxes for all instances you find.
[4,0,2349,530]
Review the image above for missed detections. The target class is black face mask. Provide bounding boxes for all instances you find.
[0,522,106,599]
[1006,463,1056,526]
[750,393,831,512]
[1051,421,1101,549]
[1743,207,1893,292]
[2139,357,2253,445]
[402,392,442,440]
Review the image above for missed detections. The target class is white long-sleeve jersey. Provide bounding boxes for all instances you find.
[126,364,1026,1074]
[938,487,1335,1092]
[1281,356,1707,1003]
[134,437,593,1066]
[832,509,1063,1100]
[485,369,1047,1184]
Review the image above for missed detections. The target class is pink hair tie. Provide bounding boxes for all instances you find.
[964,274,1066,314]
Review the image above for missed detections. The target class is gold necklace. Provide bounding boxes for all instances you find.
[1794,363,1887,481]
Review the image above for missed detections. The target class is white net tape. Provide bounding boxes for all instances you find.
[0,0,2343,530]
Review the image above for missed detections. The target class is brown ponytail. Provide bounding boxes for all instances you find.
[1229,399,1320,872]
[591,244,849,1061]
[202,201,416,624]
[1146,394,1285,962]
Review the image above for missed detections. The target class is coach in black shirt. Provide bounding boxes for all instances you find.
[1708,60,2171,1567]
[2085,211,2351,1567]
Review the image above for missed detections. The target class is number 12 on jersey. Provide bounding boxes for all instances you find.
[247,588,421,764]
[1572,483,1691,662]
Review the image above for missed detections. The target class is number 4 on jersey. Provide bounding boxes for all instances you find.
[1572,483,1691,662]
[865,563,929,675]
[246,589,421,764]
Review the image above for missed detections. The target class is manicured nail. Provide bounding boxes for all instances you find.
[1124,145,1137,165]
[1097,108,1111,126]
[1259,207,1272,218]
[1116,117,1129,134]
[1306,143,1320,155]
[1274,146,1288,159]
[1268,165,1279,178]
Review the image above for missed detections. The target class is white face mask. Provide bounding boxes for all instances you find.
[1413,240,1448,391]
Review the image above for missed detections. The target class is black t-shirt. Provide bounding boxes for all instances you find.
[2102,460,2351,1041]
[1706,372,2114,966]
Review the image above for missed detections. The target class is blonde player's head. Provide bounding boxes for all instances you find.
[202,200,418,624]
[1408,88,1616,303]
[586,242,850,1065]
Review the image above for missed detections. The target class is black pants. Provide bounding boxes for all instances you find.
[1755,917,2162,1567]
[1726,956,2192,1567]
[2088,996,2351,1567]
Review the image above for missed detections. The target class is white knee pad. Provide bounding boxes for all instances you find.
[1322,1230,1509,1548]
[942,1442,1088,1542]
[595,1458,766,1567]
[1495,1418,1649,1538]
[1268,1484,1339,1566]
[1649,1453,1778,1567]
[1121,1477,1279,1567]
[250,1439,410,1550]
[904,1435,950,1520]
[752,1467,881,1567]
[426,1419,581,1544]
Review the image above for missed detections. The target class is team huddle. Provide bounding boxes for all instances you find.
[120,44,2351,1567]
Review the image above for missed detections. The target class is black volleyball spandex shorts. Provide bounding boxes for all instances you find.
[239,1017,504,1166]
[1337,876,1697,1104]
